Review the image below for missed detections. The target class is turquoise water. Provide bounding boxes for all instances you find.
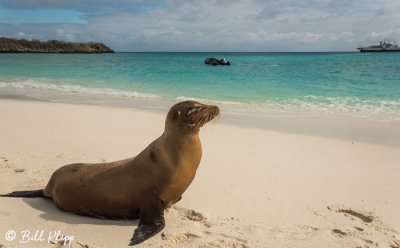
[1,52,399,120]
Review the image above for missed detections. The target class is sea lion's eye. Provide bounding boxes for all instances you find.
[186,107,201,116]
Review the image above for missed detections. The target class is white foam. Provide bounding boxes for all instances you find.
[175,96,242,105]
[0,79,161,100]
[257,95,400,122]
[1,80,398,122]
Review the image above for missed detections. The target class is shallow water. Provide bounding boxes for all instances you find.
[1,52,399,121]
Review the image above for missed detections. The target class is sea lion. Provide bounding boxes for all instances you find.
[1,100,219,246]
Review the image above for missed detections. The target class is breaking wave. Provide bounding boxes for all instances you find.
[0,79,161,100]
[175,96,242,105]
[1,80,399,122]
[257,95,400,122]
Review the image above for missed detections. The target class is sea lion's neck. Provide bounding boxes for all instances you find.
[158,131,202,205]
[162,131,202,167]
[162,131,201,150]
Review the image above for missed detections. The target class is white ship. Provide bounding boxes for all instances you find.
[358,41,400,52]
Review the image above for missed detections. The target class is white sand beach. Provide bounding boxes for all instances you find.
[0,98,399,248]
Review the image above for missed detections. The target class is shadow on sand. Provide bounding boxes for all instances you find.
[22,198,138,227]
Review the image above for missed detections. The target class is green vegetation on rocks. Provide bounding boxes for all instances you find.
[0,37,114,53]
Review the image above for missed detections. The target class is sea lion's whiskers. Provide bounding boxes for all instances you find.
[197,114,208,127]
[187,115,205,128]
[189,114,206,128]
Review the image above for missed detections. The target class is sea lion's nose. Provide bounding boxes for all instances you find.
[207,105,219,113]
[203,104,220,117]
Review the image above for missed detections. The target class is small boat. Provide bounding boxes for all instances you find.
[204,57,231,66]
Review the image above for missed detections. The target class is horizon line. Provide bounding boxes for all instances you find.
[114,51,359,53]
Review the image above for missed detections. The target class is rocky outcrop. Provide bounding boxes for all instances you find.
[204,57,231,66]
[0,37,114,53]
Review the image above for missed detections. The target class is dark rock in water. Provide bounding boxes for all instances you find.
[0,37,114,53]
[204,57,231,66]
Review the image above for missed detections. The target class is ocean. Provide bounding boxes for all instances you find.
[1,52,399,121]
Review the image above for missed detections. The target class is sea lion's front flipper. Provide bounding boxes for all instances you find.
[129,197,165,246]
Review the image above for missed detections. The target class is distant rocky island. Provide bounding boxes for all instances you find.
[0,37,114,53]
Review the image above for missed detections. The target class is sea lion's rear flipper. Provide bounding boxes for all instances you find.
[129,197,165,246]
[0,189,45,198]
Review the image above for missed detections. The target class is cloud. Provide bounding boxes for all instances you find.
[17,31,32,40]
[56,28,75,41]
[0,0,400,51]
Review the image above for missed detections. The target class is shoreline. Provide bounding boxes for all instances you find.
[1,87,400,148]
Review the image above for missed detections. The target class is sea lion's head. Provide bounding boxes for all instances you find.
[165,101,219,134]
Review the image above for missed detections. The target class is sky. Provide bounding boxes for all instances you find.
[0,0,399,52]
